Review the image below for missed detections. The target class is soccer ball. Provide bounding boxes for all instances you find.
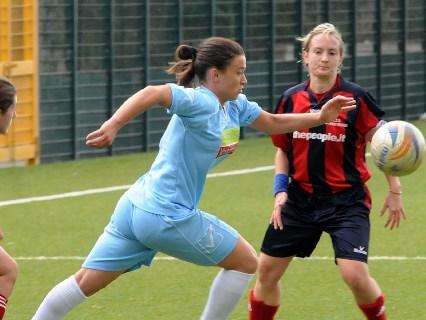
[370,121,425,176]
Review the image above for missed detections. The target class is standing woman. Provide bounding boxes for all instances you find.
[0,77,19,319]
[32,37,355,320]
[248,24,405,320]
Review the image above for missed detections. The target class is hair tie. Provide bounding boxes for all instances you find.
[189,47,197,59]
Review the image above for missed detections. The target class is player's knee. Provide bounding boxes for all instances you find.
[341,270,368,291]
[257,261,282,287]
[241,251,258,274]
[75,270,96,296]
[235,241,258,274]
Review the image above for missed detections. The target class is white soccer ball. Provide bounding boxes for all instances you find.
[370,121,425,176]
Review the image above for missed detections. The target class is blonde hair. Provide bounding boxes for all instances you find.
[297,23,344,73]
[297,23,344,55]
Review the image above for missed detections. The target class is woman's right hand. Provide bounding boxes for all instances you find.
[270,192,288,230]
[86,119,120,148]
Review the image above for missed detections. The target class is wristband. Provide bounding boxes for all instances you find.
[273,173,288,196]
[389,190,402,195]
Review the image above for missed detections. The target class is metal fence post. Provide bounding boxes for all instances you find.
[240,0,246,139]
[143,0,150,151]
[375,0,382,106]
[351,0,357,82]
[323,0,330,22]
[401,0,407,120]
[269,0,276,111]
[107,0,115,155]
[296,0,304,83]
[210,0,216,36]
[71,0,78,159]
[178,0,183,43]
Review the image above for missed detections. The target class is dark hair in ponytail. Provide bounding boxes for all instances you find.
[167,37,245,87]
[167,44,198,87]
[0,77,16,114]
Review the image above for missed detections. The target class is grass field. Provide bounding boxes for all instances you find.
[1,121,425,319]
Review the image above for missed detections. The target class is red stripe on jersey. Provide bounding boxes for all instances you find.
[292,91,311,113]
[355,139,372,183]
[292,129,313,193]
[324,91,354,190]
[324,120,351,190]
[354,97,381,183]
[355,97,381,135]
[290,92,313,192]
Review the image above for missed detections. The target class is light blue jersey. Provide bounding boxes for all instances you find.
[84,84,263,271]
[125,84,262,217]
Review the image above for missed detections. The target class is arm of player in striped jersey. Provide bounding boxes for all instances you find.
[270,148,289,230]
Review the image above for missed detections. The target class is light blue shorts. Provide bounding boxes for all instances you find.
[83,195,239,272]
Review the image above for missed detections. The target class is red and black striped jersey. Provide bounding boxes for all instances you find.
[271,75,384,194]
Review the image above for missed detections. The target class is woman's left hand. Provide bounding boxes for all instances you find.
[320,95,356,123]
[380,191,406,229]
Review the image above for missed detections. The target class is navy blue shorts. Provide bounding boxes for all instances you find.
[261,183,372,263]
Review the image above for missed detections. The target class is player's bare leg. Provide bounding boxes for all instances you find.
[32,268,123,320]
[337,259,386,320]
[248,253,292,320]
[200,236,257,320]
[74,268,123,296]
[0,246,18,319]
[217,236,258,273]
[254,254,292,305]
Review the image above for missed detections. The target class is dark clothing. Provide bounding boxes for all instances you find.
[261,183,371,262]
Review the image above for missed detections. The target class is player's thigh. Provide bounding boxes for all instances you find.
[134,209,240,267]
[0,246,17,275]
[83,196,157,272]
[217,236,257,273]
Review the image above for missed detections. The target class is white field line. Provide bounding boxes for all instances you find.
[0,165,274,208]
[14,255,425,261]
[0,153,373,208]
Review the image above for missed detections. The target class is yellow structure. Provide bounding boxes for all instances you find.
[0,0,38,164]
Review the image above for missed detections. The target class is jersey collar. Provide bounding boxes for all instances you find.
[305,75,343,105]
